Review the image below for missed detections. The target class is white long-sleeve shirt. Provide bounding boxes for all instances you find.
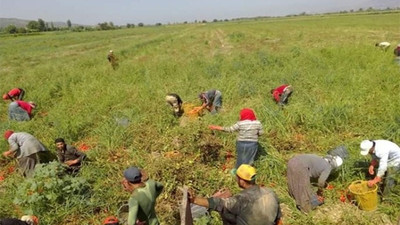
[371,140,400,177]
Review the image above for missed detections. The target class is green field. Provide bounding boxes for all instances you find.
[1,11,400,225]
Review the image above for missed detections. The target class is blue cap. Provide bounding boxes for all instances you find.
[123,167,142,183]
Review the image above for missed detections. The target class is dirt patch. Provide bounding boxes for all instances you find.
[313,203,394,225]
[195,131,223,164]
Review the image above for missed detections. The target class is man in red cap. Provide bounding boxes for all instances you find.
[8,100,36,121]
[271,84,293,106]
[3,130,48,177]
[2,88,25,102]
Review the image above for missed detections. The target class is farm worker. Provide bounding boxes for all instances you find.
[271,84,293,105]
[209,108,263,170]
[394,44,400,65]
[189,164,282,225]
[0,215,39,225]
[394,44,400,57]
[198,89,222,114]
[8,100,36,121]
[375,41,391,50]
[55,138,86,173]
[2,88,25,101]
[107,50,118,70]
[287,152,345,213]
[122,167,164,225]
[360,140,400,195]
[165,93,183,117]
[2,130,49,177]
[103,216,119,225]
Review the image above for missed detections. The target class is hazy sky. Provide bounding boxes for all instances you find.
[0,0,398,25]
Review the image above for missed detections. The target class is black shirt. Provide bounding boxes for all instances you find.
[0,218,29,225]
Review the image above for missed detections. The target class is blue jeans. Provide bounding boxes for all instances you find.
[235,141,258,168]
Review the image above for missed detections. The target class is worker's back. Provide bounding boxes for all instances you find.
[230,185,281,225]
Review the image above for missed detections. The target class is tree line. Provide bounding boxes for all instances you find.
[2,7,400,34]
[0,18,147,34]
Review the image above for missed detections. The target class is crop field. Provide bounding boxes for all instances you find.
[0,11,400,225]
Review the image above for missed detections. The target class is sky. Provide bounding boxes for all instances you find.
[0,0,399,25]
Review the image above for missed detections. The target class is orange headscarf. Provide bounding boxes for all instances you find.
[240,108,256,121]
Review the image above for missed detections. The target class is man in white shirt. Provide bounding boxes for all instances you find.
[360,140,400,195]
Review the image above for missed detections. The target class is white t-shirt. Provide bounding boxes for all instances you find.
[372,140,400,177]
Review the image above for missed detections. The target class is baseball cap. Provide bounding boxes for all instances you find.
[236,164,256,181]
[360,140,373,156]
[334,156,343,167]
[123,167,142,183]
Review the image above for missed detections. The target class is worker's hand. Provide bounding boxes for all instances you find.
[368,165,375,175]
[317,195,324,203]
[2,151,13,157]
[209,125,219,130]
[367,176,381,187]
[65,159,78,166]
[212,188,232,198]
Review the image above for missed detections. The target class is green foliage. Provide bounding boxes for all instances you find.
[0,12,399,224]
[37,19,45,32]
[13,162,91,223]
[4,24,17,34]
[26,20,39,31]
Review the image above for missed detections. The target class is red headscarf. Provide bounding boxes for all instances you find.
[4,130,14,140]
[240,108,256,121]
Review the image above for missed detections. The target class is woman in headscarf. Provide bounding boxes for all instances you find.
[2,88,25,102]
[209,108,263,169]
[8,100,36,121]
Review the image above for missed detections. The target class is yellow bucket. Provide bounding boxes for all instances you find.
[348,180,378,211]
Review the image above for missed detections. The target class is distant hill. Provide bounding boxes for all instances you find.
[0,18,85,28]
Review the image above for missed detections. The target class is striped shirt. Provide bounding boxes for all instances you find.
[223,120,263,142]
